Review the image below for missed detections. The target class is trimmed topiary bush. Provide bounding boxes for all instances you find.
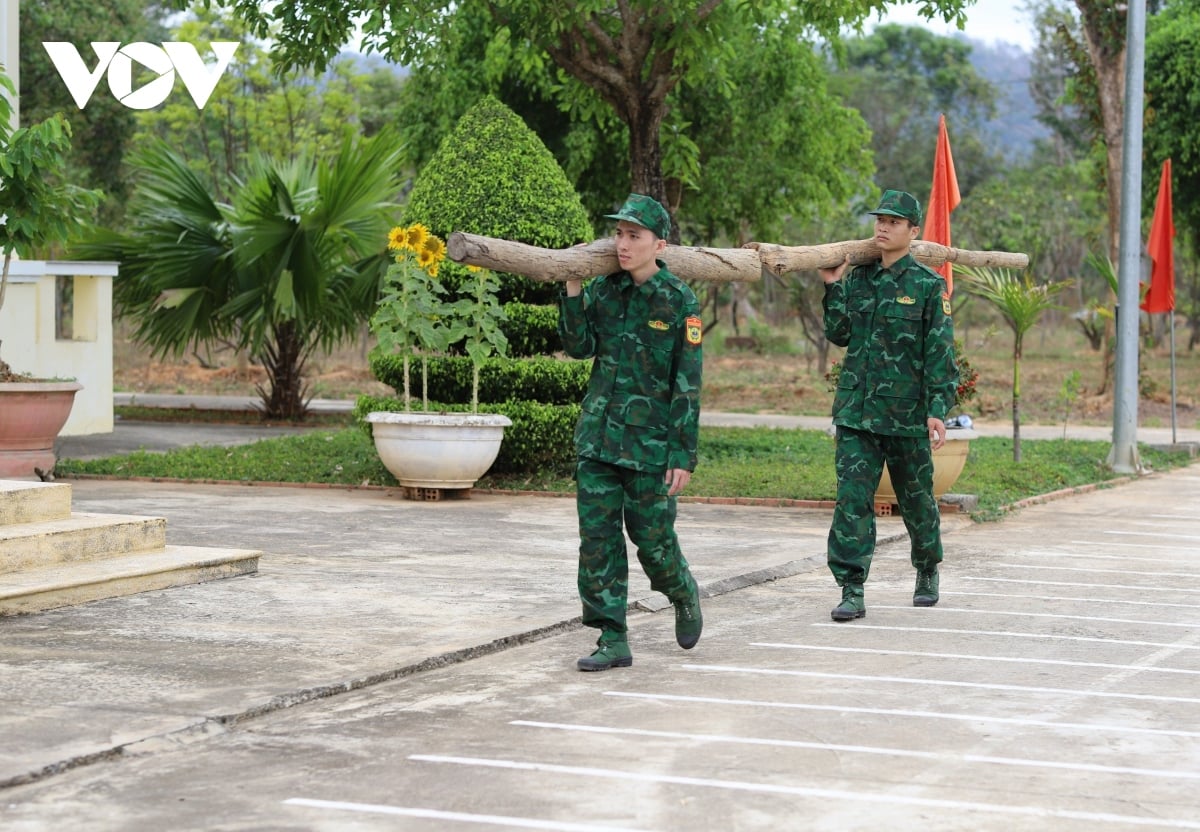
[404,95,594,307]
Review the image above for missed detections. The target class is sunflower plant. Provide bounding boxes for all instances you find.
[371,224,458,411]
[453,264,509,411]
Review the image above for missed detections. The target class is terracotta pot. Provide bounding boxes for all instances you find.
[0,381,84,477]
[876,428,976,502]
[366,411,512,490]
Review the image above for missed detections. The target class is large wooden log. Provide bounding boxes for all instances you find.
[748,238,1029,276]
[448,232,761,283]
[447,231,1029,283]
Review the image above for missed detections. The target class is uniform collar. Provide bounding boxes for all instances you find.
[871,251,916,278]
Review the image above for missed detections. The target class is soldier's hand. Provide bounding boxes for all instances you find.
[665,468,691,497]
[927,417,947,451]
[819,256,849,284]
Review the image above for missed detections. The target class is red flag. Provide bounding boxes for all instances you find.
[1141,159,1175,314]
[922,114,961,295]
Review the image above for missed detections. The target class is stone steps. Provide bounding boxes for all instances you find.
[0,480,259,616]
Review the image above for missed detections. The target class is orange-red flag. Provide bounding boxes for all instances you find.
[1141,159,1175,314]
[922,114,961,295]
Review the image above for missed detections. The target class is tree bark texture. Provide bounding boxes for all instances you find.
[447,232,1029,284]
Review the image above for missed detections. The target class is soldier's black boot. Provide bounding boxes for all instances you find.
[673,584,703,650]
[914,568,940,607]
[831,583,866,621]
[577,635,633,671]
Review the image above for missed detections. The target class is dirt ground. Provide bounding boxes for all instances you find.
[112,323,1198,429]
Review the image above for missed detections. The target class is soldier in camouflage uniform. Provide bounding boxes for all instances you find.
[819,190,958,622]
[558,193,704,671]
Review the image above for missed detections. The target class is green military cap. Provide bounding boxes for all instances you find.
[868,189,922,225]
[605,193,671,239]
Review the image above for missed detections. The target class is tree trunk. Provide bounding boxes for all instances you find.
[447,232,1030,284]
[256,320,312,421]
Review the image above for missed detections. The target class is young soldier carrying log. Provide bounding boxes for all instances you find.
[819,190,958,621]
[558,193,705,671]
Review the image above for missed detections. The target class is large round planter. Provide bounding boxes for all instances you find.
[366,411,512,490]
[876,428,977,502]
[0,381,84,478]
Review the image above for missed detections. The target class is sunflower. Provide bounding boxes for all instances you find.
[417,246,437,273]
[403,223,430,252]
[422,233,446,264]
[386,226,407,251]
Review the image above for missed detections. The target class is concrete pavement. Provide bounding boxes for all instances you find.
[1,467,1198,829]
[1,400,1197,829]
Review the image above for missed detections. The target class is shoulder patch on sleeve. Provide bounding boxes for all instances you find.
[686,316,703,345]
[942,294,953,316]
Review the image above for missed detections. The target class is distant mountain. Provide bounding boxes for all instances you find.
[961,37,1051,159]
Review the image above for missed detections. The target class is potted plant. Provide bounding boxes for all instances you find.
[0,68,100,477]
[364,224,511,495]
[825,340,979,501]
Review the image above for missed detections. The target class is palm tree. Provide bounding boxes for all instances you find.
[81,130,404,419]
[957,266,1071,462]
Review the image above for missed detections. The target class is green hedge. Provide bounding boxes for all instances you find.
[354,395,579,474]
[503,301,560,357]
[370,353,589,406]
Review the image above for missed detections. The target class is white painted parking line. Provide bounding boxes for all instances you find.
[510,720,1200,781]
[750,642,1200,676]
[948,590,1200,610]
[1105,530,1200,542]
[960,577,1200,596]
[679,664,1200,705]
[872,604,1200,628]
[1069,540,1200,553]
[605,691,1200,739]
[811,622,1200,651]
[282,797,655,831]
[992,562,1198,579]
[407,755,1200,829]
[1026,550,1196,563]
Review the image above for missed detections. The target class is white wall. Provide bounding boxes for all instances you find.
[1,260,117,435]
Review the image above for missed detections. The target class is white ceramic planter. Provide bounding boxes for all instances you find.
[876,428,977,502]
[366,411,512,489]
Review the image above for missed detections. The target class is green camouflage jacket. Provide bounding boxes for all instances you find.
[558,263,703,472]
[823,252,958,437]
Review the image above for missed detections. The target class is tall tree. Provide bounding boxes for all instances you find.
[1143,0,1200,348]
[18,0,169,225]
[192,0,971,238]
[830,23,1001,200]
[133,10,405,199]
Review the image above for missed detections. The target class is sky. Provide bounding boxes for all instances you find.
[869,0,1038,51]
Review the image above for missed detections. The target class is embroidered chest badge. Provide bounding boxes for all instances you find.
[897,296,917,305]
[685,316,703,345]
[648,320,670,331]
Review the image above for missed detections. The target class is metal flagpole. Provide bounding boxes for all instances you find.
[1170,313,1177,444]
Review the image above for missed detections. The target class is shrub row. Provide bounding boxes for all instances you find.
[502,301,560,357]
[370,353,589,406]
[354,395,579,474]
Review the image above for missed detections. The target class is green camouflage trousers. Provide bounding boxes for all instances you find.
[827,426,943,586]
[576,457,697,640]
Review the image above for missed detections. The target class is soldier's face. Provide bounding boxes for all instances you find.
[874,215,919,254]
[614,221,665,278]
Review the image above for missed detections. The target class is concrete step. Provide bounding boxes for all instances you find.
[0,481,72,526]
[0,545,261,616]
[0,513,168,574]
